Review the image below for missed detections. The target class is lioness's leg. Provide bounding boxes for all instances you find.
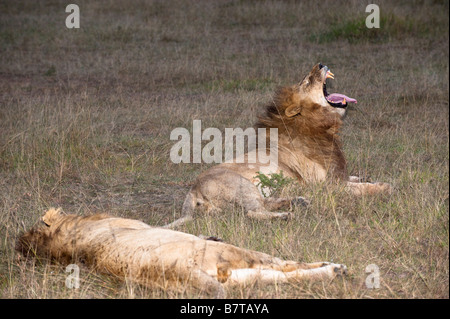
[223,263,347,286]
[187,268,226,298]
[207,241,347,285]
[141,267,225,298]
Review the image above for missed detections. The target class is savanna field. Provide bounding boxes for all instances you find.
[0,0,448,298]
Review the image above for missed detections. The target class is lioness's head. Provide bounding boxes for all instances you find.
[16,208,110,261]
[15,208,65,258]
[282,63,357,118]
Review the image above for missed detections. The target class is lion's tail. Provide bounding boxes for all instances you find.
[163,188,196,229]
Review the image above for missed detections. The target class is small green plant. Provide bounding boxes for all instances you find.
[44,65,56,76]
[254,171,294,198]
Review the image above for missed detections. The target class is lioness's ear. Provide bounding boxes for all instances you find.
[42,207,64,226]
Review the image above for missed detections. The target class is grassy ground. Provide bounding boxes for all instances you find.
[0,0,448,298]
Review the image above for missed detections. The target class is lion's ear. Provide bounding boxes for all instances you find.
[42,207,64,226]
[285,104,302,117]
[279,86,302,117]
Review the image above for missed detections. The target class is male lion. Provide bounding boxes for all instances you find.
[165,63,391,228]
[16,208,347,297]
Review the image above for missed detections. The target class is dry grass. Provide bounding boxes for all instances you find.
[0,0,448,298]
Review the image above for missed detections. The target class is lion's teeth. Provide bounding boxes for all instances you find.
[326,71,334,79]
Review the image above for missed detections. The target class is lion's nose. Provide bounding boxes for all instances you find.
[318,63,324,69]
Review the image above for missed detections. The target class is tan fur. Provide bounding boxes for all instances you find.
[17,208,347,297]
[165,64,391,228]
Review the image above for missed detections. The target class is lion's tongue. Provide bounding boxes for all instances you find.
[326,93,357,104]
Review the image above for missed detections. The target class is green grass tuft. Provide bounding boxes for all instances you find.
[310,13,442,44]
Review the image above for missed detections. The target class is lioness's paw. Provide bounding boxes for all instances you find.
[332,264,348,276]
[318,263,348,279]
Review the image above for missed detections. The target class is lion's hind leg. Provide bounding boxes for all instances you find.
[263,197,310,211]
[245,196,311,220]
[246,209,292,220]
[346,181,392,196]
[202,172,294,221]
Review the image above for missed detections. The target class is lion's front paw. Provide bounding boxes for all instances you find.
[279,212,293,220]
[374,182,393,194]
[291,196,310,208]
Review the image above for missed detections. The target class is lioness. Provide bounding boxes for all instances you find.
[17,208,347,297]
[165,63,391,228]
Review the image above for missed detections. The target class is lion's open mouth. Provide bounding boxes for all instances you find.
[319,64,357,108]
